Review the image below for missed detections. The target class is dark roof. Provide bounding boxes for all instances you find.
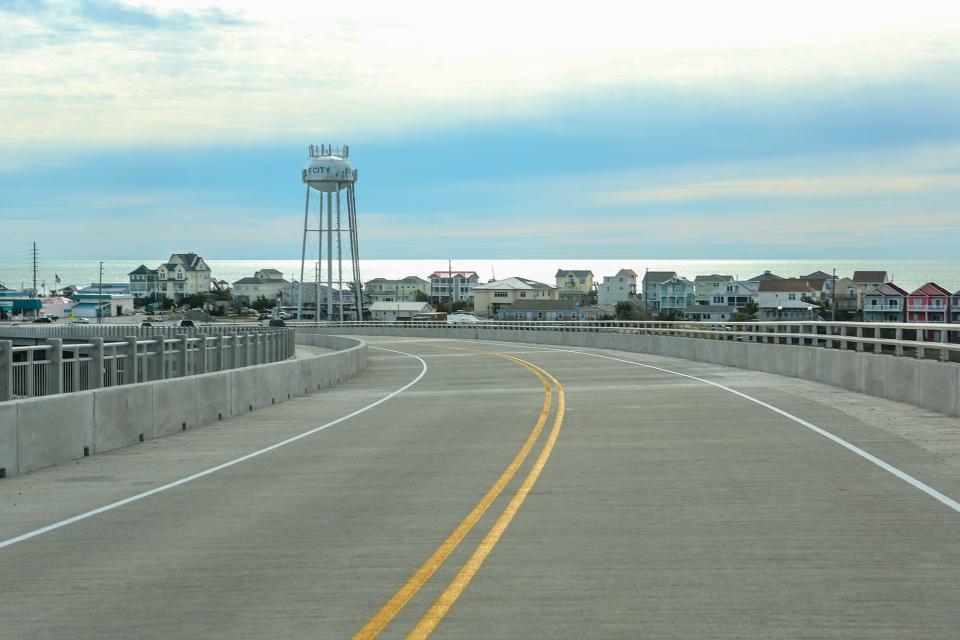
[642,271,677,284]
[128,264,157,275]
[802,270,834,280]
[747,271,784,281]
[516,277,554,289]
[852,270,887,283]
[693,274,734,283]
[556,269,593,277]
[757,279,820,293]
[504,299,580,311]
[865,283,908,297]
[233,277,288,285]
[684,304,736,313]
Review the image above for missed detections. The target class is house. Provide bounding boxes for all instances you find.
[747,270,784,282]
[77,283,130,296]
[0,289,42,319]
[130,253,212,302]
[801,270,837,292]
[128,265,158,299]
[598,269,638,306]
[853,271,888,292]
[69,293,135,318]
[832,277,863,314]
[907,282,951,341]
[232,269,291,303]
[863,283,908,323]
[642,271,678,312]
[473,277,558,318]
[429,271,479,303]
[496,299,598,321]
[282,281,357,318]
[952,288,960,325]
[683,304,737,322]
[711,281,758,311]
[654,276,696,316]
[693,274,734,304]
[757,280,823,319]
[365,276,429,303]
[369,301,434,322]
[555,269,595,301]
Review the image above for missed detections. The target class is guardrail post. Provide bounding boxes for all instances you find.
[124,336,139,385]
[0,340,12,401]
[895,328,903,356]
[45,338,63,395]
[855,327,863,352]
[230,333,239,368]
[941,327,950,362]
[197,336,208,374]
[177,334,189,377]
[154,336,166,380]
[90,337,104,389]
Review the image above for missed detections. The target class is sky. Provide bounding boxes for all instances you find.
[1,0,959,261]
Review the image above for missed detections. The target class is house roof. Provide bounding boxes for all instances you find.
[909,282,951,297]
[502,299,579,311]
[232,277,289,285]
[747,271,784,281]
[619,269,638,277]
[367,276,428,284]
[128,264,155,275]
[865,283,908,297]
[757,279,820,293]
[369,301,433,312]
[475,277,556,291]
[555,269,594,277]
[693,274,734,283]
[684,304,737,313]
[661,276,695,286]
[169,253,208,271]
[642,271,677,284]
[431,271,478,279]
[759,299,821,309]
[801,270,834,280]
[853,270,887,283]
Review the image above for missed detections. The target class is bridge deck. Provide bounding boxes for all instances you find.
[1,336,958,638]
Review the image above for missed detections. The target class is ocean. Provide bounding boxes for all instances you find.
[1,259,959,294]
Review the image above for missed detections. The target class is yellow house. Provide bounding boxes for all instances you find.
[555,269,594,300]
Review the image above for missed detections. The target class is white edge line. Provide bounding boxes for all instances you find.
[449,338,960,514]
[0,345,428,551]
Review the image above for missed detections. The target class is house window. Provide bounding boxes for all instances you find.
[788,293,796,300]
[494,291,508,298]
[520,291,527,298]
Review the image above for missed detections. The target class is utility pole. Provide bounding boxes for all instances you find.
[831,267,836,322]
[31,242,38,297]
[448,258,453,306]
[98,261,104,324]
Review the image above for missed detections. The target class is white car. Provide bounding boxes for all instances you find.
[72,317,90,324]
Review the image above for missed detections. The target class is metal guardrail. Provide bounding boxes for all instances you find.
[291,319,960,363]
[0,326,296,402]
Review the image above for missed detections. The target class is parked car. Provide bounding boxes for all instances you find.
[72,317,90,324]
[266,318,286,327]
[33,317,52,323]
[141,321,152,327]
[178,319,195,328]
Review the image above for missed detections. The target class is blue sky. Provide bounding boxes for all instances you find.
[1,1,959,260]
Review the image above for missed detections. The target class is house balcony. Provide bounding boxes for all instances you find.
[907,301,947,312]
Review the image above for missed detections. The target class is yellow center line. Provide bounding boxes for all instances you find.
[404,359,565,639]
[353,351,554,640]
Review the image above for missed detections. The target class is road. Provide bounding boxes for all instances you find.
[1,336,959,639]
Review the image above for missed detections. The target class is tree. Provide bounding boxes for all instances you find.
[250,295,276,312]
[614,301,636,320]
[414,290,429,302]
[742,300,759,317]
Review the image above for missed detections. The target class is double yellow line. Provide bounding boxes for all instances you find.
[353,351,565,639]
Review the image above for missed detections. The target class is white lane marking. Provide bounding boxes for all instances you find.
[0,346,428,551]
[450,338,960,514]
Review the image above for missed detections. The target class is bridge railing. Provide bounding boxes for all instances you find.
[290,319,960,362]
[0,326,296,402]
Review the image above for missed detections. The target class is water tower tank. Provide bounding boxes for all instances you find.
[302,144,356,193]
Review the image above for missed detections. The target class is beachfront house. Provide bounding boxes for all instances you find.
[833,277,863,314]
[497,299,598,321]
[711,281,758,311]
[853,271,888,292]
[130,253,211,302]
[555,269,595,301]
[642,271,678,312]
[655,276,696,317]
[473,277,558,318]
[863,283,908,323]
[365,276,429,303]
[429,271,478,304]
[757,280,822,320]
[693,274,734,304]
[907,282,951,341]
[232,269,290,303]
[683,304,737,322]
[369,301,434,322]
[598,269,637,306]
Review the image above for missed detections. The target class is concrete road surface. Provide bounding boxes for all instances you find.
[1,336,958,639]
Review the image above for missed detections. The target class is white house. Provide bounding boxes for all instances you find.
[366,276,429,303]
[232,268,291,302]
[131,253,212,302]
[369,301,434,322]
[598,269,637,306]
[429,271,479,303]
[693,274,734,304]
[711,281,758,310]
[757,280,821,320]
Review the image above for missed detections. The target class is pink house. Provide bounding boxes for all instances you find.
[907,282,951,341]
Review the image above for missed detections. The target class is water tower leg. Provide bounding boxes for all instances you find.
[297,185,310,320]
[348,185,363,321]
[327,191,334,320]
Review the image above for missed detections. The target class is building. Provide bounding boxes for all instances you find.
[365,276,429,303]
[642,271,678,312]
[129,253,212,302]
[281,282,357,318]
[907,282,951,340]
[863,283,908,323]
[747,270,784,283]
[801,270,837,292]
[232,269,291,303]
[555,269,595,301]
[77,283,130,296]
[683,304,737,322]
[598,269,638,306]
[69,293,135,318]
[853,271,888,292]
[496,299,598,321]
[832,277,863,314]
[654,276,696,316]
[757,280,823,319]
[0,289,41,319]
[473,277,558,318]
[693,274,734,304]
[429,271,479,304]
[711,281,758,311]
[368,301,434,322]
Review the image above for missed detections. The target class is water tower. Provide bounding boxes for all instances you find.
[296,144,364,321]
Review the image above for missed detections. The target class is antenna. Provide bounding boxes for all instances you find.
[31,242,38,297]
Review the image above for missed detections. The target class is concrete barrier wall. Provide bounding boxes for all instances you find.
[0,335,367,478]
[297,326,960,419]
